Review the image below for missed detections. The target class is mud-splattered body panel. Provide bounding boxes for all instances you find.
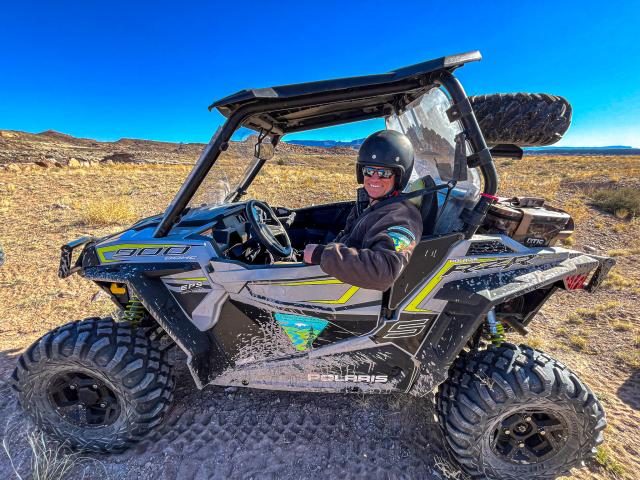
[79,226,607,394]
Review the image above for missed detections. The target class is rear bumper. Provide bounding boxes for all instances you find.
[584,253,616,292]
[58,236,96,278]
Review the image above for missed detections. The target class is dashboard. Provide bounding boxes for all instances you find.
[195,204,297,264]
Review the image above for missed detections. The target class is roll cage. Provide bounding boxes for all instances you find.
[154,50,498,238]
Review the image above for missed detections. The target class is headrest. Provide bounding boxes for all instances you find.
[405,176,429,208]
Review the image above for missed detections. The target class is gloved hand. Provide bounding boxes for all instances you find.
[303,244,320,264]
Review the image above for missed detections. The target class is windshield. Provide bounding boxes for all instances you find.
[386,87,481,232]
[188,132,260,208]
[387,87,464,183]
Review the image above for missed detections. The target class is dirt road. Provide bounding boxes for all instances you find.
[0,358,450,480]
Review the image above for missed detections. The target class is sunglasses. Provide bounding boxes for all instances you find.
[362,166,395,179]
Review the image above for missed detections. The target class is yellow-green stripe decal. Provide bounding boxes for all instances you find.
[308,285,360,304]
[258,278,359,304]
[171,277,207,282]
[404,257,499,313]
[267,279,344,286]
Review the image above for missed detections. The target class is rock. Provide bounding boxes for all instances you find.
[80,161,90,167]
[102,152,136,163]
[68,158,81,168]
[52,203,70,210]
[584,245,597,253]
[91,290,106,302]
[35,159,52,168]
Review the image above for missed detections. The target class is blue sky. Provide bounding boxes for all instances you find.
[1,1,638,146]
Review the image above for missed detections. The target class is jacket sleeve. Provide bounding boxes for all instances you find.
[318,207,423,291]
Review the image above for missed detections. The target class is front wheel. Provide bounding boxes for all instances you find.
[437,343,606,480]
[11,317,175,452]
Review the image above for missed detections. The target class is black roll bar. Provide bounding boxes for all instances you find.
[435,71,498,196]
[154,80,429,238]
[154,71,499,238]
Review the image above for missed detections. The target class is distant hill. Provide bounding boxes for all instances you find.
[3,129,638,168]
[286,139,640,156]
[0,129,351,166]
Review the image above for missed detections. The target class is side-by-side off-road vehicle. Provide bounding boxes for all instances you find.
[12,51,614,479]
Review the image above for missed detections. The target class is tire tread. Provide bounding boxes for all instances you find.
[10,317,174,452]
[436,343,606,479]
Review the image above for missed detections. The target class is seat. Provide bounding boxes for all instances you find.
[383,176,449,310]
[405,175,438,235]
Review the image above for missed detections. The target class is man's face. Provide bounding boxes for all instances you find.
[363,166,396,199]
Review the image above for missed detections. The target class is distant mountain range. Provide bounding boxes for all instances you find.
[524,146,640,155]
[285,139,640,156]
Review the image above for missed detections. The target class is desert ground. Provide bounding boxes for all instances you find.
[0,130,638,479]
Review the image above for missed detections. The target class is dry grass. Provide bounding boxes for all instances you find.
[607,240,640,257]
[595,445,626,476]
[433,455,471,479]
[1,152,640,480]
[2,414,106,480]
[616,350,640,369]
[77,197,139,226]
[591,187,640,219]
[603,269,636,290]
[568,335,588,350]
[524,335,544,350]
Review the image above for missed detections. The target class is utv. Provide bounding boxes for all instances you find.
[12,51,613,479]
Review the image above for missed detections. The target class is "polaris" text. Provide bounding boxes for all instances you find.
[307,373,388,383]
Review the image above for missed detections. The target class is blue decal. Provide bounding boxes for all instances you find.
[274,313,329,351]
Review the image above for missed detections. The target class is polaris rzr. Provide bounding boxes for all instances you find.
[12,51,614,479]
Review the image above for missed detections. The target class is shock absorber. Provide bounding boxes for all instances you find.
[486,308,505,346]
[123,295,146,326]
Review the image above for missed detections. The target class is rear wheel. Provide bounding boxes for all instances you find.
[437,343,605,479]
[11,317,174,452]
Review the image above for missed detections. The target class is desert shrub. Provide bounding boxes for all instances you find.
[568,335,587,350]
[591,187,640,218]
[79,197,138,226]
[595,445,625,476]
[603,269,635,290]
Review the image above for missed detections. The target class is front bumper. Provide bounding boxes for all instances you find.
[58,236,96,278]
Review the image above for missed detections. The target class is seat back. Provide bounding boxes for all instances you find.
[405,175,438,235]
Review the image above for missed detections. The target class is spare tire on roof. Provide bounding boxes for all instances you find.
[469,93,572,147]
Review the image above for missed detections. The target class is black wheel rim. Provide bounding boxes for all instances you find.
[48,371,121,428]
[492,410,568,464]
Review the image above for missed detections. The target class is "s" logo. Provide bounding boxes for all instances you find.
[383,319,430,338]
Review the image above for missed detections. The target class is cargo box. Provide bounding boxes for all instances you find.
[481,197,574,247]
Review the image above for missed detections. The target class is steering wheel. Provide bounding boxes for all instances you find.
[245,200,293,259]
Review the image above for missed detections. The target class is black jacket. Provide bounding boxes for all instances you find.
[309,198,423,291]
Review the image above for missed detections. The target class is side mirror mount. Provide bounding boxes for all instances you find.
[254,141,275,160]
[452,132,469,181]
[490,144,523,160]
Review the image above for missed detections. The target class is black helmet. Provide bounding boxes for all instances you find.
[356,130,414,191]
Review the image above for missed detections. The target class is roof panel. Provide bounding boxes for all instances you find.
[208,51,481,134]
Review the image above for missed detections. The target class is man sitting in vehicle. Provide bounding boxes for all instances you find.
[303,130,423,291]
